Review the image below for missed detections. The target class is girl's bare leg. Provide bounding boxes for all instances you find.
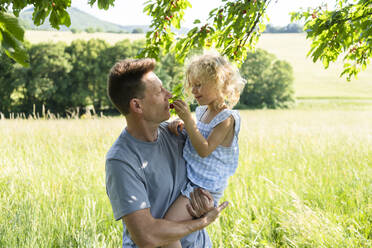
[162,195,193,248]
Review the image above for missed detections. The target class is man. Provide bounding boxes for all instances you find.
[105,58,228,247]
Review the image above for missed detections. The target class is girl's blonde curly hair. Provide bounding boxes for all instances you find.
[185,53,246,111]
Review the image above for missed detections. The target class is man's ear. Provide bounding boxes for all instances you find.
[129,98,143,114]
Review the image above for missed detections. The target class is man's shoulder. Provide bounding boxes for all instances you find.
[106,130,131,162]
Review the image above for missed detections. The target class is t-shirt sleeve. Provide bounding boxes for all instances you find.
[105,158,150,221]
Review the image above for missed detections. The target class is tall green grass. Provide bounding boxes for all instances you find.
[215,110,372,247]
[1,110,371,247]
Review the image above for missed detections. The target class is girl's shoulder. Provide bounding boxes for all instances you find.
[211,109,241,134]
[211,108,239,124]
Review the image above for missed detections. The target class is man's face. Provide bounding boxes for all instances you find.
[140,71,172,123]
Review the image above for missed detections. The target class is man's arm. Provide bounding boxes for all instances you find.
[123,202,228,248]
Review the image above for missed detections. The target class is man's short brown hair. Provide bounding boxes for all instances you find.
[107,58,156,115]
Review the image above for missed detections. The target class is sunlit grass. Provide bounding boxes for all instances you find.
[214,110,372,247]
[1,109,371,247]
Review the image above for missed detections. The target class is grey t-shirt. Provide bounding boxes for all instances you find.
[106,122,211,248]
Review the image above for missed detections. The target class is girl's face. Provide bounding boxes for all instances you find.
[190,80,219,106]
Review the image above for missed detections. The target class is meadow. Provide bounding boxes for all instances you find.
[1,108,371,247]
[2,31,370,247]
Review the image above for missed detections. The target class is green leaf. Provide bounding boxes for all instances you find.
[60,10,71,27]
[322,56,329,68]
[0,30,29,67]
[0,12,24,42]
[97,0,111,10]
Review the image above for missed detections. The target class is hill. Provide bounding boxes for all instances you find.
[19,7,149,33]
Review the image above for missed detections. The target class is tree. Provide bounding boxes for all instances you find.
[142,0,270,64]
[1,0,370,80]
[265,23,303,33]
[132,27,144,33]
[64,39,110,112]
[85,27,96,33]
[239,49,295,109]
[70,28,81,34]
[15,42,73,114]
[291,0,371,80]
[0,0,73,66]
[0,51,18,114]
[154,53,185,91]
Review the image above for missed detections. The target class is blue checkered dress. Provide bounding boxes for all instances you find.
[182,106,240,203]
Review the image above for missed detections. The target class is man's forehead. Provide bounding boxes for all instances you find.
[143,71,162,87]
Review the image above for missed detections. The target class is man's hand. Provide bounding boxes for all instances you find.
[202,201,229,227]
[167,119,184,136]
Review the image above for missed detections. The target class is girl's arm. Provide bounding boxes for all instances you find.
[173,100,234,158]
[167,118,184,136]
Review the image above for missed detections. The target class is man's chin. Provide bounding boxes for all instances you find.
[159,112,171,123]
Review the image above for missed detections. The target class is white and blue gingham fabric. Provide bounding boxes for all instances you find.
[183,105,240,193]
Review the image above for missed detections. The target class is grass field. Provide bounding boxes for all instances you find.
[25,31,372,100]
[256,34,372,99]
[1,109,371,247]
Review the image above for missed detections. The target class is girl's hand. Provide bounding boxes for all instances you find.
[173,99,192,122]
[167,119,184,136]
[187,188,214,218]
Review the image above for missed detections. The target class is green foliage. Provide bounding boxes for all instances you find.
[1,0,371,82]
[0,12,28,66]
[291,0,372,81]
[64,39,110,111]
[239,49,295,109]
[0,51,18,113]
[14,42,73,113]
[154,53,184,90]
[70,27,80,33]
[19,7,130,33]
[0,39,296,115]
[131,27,144,33]
[85,27,96,33]
[0,39,146,116]
[141,0,270,64]
[168,82,185,116]
[0,36,293,115]
[0,0,115,65]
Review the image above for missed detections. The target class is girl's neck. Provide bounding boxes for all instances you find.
[201,104,226,124]
[207,102,226,114]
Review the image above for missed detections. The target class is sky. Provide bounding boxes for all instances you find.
[71,0,337,27]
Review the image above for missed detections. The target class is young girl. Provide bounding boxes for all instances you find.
[163,53,246,248]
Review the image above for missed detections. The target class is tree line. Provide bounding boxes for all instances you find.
[0,39,295,117]
[264,23,303,33]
